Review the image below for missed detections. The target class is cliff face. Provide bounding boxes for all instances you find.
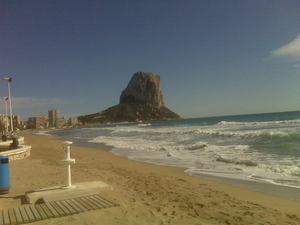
[78,72,181,124]
[120,72,165,107]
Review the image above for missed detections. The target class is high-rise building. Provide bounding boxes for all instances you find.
[48,110,59,127]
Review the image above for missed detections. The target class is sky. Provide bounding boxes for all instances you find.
[1,0,300,120]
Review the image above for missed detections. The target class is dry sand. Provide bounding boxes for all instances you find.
[1,130,300,224]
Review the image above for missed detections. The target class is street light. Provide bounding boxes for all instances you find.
[2,78,13,137]
[1,97,8,135]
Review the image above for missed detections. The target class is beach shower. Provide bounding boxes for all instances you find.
[61,141,76,188]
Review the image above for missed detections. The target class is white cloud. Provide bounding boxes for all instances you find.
[271,35,300,61]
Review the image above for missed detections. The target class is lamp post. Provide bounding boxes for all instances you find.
[2,78,13,137]
[1,97,8,135]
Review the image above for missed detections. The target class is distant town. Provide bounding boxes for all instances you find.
[0,109,80,131]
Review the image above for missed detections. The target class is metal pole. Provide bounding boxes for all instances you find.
[7,82,13,137]
[5,100,7,119]
[1,97,8,135]
[4,99,8,135]
[2,78,13,137]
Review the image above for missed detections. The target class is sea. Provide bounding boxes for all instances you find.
[37,110,300,200]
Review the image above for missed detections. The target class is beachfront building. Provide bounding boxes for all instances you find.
[48,109,59,128]
[13,115,21,128]
[68,117,79,127]
[27,117,34,129]
[19,120,27,130]
[55,116,68,129]
[27,116,48,129]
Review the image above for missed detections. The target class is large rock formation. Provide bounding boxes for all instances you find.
[120,72,165,107]
[78,72,182,124]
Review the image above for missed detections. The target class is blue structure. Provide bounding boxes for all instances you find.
[0,156,10,194]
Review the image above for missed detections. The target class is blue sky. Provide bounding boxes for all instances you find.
[1,0,300,120]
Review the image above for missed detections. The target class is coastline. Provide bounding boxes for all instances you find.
[187,171,300,201]
[64,133,300,202]
[2,130,300,224]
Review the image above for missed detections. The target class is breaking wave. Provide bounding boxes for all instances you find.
[108,126,300,141]
[218,119,300,126]
[216,156,258,167]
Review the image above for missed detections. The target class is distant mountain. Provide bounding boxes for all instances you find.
[78,72,182,124]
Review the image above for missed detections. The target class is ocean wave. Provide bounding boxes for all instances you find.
[218,119,300,126]
[159,143,208,152]
[191,128,297,140]
[138,123,151,127]
[34,130,52,136]
[258,164,300,176]
[96,126,300,143]
[90,135,209,153]
[216,156,258,166]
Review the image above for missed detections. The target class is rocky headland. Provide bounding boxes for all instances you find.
[78,72,182,124]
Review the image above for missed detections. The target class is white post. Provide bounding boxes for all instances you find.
[61,141,76,188]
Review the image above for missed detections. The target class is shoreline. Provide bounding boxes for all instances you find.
[187,171,300,201]
[3,130,300,224]
[48,132,300,202]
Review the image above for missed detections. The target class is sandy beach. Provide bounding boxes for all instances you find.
[1,130,300,225]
